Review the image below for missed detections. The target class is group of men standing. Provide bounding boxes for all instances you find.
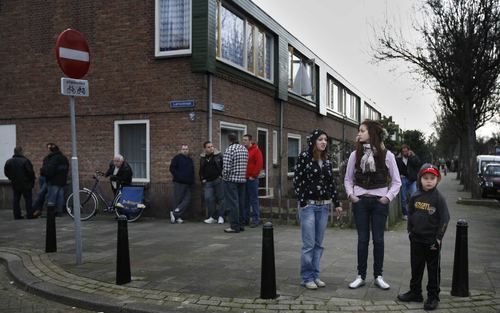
[169,133,263,233]
[4,143,69,219]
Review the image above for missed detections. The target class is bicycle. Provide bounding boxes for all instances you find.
[66,171,145,222]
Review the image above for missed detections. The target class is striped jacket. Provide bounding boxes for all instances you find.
[222,143,248,183]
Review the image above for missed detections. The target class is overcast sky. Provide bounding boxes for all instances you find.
[251,0,498,138]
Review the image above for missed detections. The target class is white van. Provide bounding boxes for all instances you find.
[477,155,500,175]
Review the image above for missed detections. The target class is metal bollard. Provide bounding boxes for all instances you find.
[45,206,57,253]
[451,219,469,297]
[116,215,131,285]
[260,222,277,299]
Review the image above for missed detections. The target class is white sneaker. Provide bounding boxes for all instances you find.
[374,276,390,290]
[314,278,326,288]
[218,216,224,224]
[348,275,365,289]
[402,215,408,220]
[204,217,216,224]
[170,211,176,224]
[176,218,184,224]
[303,281,318,290]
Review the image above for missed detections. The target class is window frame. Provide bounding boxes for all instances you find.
[215,0,274,83]
[155,0,193,58]
[287,133,301,176]
[288,46,316,102]
[0,124,16,181]
[114,120,150,183]
[219,121,247,152]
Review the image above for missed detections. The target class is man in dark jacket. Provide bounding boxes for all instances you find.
[40,144,69,216]
[169,144,194,224]
[200,141,224,224]
[4,146,36,219]
[396,144,422,220]
[105,154,133,195]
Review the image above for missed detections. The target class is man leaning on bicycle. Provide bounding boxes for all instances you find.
[105,154,133,195]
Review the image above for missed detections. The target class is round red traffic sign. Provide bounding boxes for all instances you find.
[55,29,90,79]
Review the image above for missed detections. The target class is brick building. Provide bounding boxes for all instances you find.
[0,0,383,219]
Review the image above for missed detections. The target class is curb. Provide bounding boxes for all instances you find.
[456,197,500,208]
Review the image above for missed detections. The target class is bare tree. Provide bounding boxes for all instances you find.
[374,0,500,197]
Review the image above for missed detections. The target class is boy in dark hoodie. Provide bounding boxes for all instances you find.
[397,163,450,311]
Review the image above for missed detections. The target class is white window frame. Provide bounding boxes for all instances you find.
[215,1,274,83]
[272,130,278,165]
[219,121,247,151]
[0,125,16,181]
[257,127,270,198]
[155,0,192,57]
[287,133,301,176]
[114,120,150,183]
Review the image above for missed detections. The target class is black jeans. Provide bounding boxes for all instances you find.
[352,196,389,279]
[410,240,441,300]
[13,188,33,219]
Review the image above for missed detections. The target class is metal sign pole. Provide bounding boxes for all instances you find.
[69,95,83,264]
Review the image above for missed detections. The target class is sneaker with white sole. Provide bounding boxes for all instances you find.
[204,217,216,224]
[176,218,184,224]
[348,275,365,289]
[217,216,224,224]
[170,211,176,224]
[314,278,326,288]
[303,281,318,290]
[374,276,390,290]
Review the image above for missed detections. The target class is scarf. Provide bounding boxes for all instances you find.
[360,144,377,173]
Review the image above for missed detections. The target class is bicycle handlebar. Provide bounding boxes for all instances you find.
[95,170,105,177]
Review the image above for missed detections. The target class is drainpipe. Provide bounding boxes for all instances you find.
[208,73,213,142]
[278,99,284,213]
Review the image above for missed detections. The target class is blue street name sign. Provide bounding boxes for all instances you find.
[170,100,195,108]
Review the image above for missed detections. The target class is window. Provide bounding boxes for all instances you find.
[0,125,16,181]
[215,1,273,81]
[219,121,247,153]
[155,0,192,57]
[345,90,359,121]
[327,78,340,112]
[114,120,150,182]
[287,134,301,175]
[288,46,315,101]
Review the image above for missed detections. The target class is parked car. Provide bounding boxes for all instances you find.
[477,155,500,176]
[480,163,500,198]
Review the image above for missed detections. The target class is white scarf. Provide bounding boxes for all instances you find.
[360,144,377,173]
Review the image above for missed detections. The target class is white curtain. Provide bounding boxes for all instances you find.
[159,0,190,51]
[292,61,313,96]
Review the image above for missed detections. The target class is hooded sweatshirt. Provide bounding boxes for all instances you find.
[407,163,450,244]
[293,129,341,208]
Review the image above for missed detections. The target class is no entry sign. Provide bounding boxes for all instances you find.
[55,29,90,79]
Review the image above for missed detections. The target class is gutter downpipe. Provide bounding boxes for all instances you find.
[208,73,213,142]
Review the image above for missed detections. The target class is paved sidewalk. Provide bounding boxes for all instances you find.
[0,175,499,312]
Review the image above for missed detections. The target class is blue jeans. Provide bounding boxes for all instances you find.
[400,177,417,215]
[47,184,65,213]
[224,181,246,231]
[204,178,224,218]
[33,176,47,211]
[172,182,192,219]
[352,197,389,279]
[299,203,330,283]
[244,178,260,224]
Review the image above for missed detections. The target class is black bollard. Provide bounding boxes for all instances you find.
[260,222,277,299]
[116,215,131,285]
[45,206,57,253]
[451,219,469,297]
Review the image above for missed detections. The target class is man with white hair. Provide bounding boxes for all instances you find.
[105,154,133,195]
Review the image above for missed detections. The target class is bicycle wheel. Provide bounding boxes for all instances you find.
[66,189,98,221]
[113,193,144,222]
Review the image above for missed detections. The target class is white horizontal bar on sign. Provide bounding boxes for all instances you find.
[59,47,89,62]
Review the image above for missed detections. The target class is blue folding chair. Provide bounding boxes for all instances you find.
[115,186,146,222]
